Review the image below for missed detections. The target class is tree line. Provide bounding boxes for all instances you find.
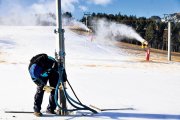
[80,13,180,52]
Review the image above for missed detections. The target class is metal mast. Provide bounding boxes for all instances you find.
[55,0,67,115]
[84,12,91,27]
[168,21,171,61]
[163,14,176,61]
[56,0,65,66]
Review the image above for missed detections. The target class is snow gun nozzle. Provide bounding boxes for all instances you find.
[141,40,148,48]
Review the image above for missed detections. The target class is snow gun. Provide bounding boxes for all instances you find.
[141,39,148,49]
[141,39,150,61]
[54,0,97,115]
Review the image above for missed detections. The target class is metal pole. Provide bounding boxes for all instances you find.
[56,0,65,65]
[55,0,67,115]
[168,21,171,61]
[84,12,91,27]
[86,16,88,26]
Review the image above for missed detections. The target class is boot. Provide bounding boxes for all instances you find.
[33,112,43,117]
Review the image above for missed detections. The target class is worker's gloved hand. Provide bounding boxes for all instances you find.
[34,78,45,87]
[43,85,55,93]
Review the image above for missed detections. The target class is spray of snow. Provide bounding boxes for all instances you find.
[0,0,78,25]
[63,18,90,31]
[0,2,37,25]
[94,19,146,44]
[88,0,112,5]
[78,5,88,12]
[61,0,79,12]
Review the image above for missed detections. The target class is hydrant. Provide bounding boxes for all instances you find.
[146,47,150,61]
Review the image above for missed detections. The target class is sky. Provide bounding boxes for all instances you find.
[0,0,180,20]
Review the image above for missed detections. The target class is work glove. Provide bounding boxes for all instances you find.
[43,85,55,93]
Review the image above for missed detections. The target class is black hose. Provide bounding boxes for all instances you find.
[66,79,82,104]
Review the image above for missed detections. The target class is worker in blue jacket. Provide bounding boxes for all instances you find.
[28,53,67,117]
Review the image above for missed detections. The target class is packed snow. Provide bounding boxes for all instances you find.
[0,26,180,120]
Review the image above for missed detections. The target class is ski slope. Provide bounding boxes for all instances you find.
[0,26,180,120]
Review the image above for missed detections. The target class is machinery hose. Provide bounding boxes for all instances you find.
[54,68,97,114]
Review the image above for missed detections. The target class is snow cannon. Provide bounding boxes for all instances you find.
[141,39,148,49]
[141,39,150,61]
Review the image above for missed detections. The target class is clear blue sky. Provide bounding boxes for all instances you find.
[74,0,180,19]
[0,0,180,19]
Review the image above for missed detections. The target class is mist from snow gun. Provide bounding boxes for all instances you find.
[94,19,147,44]
[63,17,90,32]
[0,0,78,26]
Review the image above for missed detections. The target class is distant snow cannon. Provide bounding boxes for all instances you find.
[141,39,148,49]
[69,25,92,33]
[69,26,90,32]
[141,39,150,61]
[67,20,92,34]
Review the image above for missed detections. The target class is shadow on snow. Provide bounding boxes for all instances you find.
[94,112,180,120]
[42,110,180,120]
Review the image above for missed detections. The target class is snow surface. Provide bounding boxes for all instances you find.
[0,26,180,120]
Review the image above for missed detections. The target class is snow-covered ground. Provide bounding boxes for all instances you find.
[0,26,180,120]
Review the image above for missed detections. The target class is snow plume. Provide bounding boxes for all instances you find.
[0,0,55,25]
[71,20,90,31]
[31,0,78,14]
[88,0,112,5]
[0,1,36,25]
[31,0,55,14]
[0,0,78,25]
[94,19,146,43]
[63,17,90,31]
[62,0,79,12]
[78,5,88,12]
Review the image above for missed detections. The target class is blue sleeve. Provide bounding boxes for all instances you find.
[29,64,43,81]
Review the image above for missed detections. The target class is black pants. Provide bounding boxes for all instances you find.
[34,71,59,112]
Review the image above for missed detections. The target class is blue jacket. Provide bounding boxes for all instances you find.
[29,56,57,81]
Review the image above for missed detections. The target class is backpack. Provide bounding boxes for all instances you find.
[28,53,48,70]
